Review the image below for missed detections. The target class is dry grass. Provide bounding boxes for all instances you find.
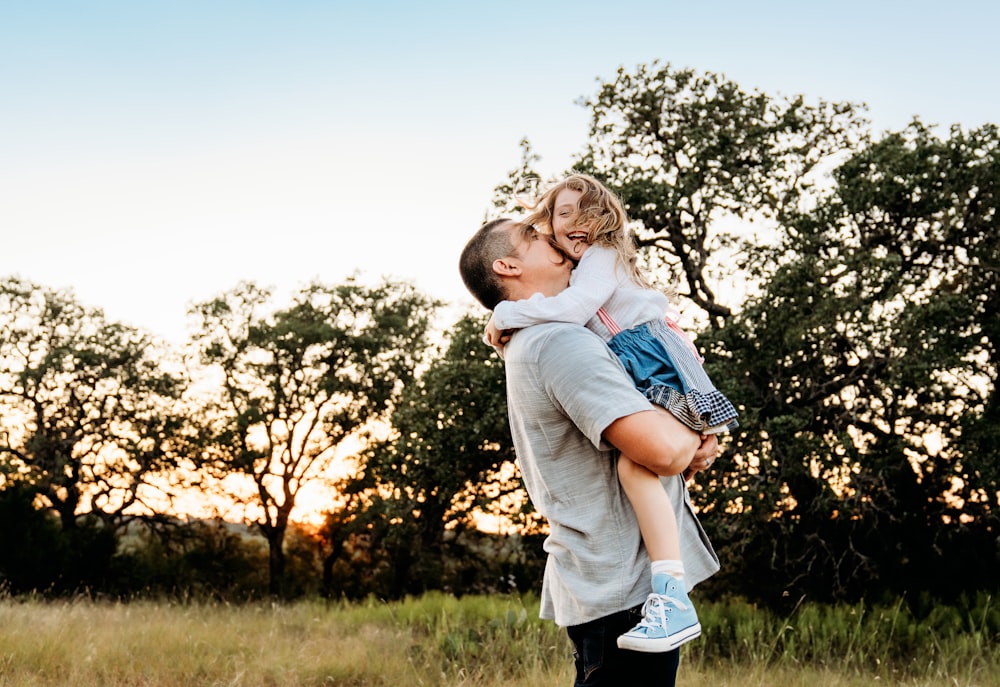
[0,595,563,686]
[1,599,416,686]
[0,594,995,686]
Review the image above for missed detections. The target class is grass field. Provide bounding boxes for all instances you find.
[1,593,997,686]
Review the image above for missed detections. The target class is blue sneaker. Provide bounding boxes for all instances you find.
[617,573,701,653]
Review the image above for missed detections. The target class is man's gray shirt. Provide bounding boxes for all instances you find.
[504,322,720,628]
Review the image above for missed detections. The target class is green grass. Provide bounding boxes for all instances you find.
[0,593,997,686]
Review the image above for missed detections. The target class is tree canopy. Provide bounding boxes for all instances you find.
[188,278,440,595]
[0,276,188,531]
[1,61,996,606]
[578,62,870,326]
[490,62,998,604]
[687,120,1000,603]
[338,313,538,596]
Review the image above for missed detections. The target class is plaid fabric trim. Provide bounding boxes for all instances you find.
[644,384,739,434]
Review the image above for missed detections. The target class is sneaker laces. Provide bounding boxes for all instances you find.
[635,592,689,632]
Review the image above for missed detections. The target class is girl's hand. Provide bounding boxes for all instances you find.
[483,315,514,357]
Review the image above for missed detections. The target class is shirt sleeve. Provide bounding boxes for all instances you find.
[493,247,621,330]
[532,324,652,449]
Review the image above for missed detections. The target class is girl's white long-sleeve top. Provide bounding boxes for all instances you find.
[492,245,669,343]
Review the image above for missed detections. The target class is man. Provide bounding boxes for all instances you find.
[459,219,720,686]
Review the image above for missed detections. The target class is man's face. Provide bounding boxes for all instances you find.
[504,221,572,296]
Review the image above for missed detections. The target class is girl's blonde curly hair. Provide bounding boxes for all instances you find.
[522,173,652,289]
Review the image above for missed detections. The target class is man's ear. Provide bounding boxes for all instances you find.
[492,256,521,277]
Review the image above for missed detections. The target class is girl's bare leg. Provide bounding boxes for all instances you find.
[618,455,680,561]
[616,431,705,653]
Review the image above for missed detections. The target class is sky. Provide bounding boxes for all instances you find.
[3,0,998,345]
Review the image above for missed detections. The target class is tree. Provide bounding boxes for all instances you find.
[486,62,999,604]
[0,483,66,592]
[490,137,544,217]
[0,277,188,532]
[190,278,439,596]
[701,121,1000,603]
[342,313,539,596]
[496,62,869,328]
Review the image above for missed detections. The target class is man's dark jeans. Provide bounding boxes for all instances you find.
[567,605,680,686]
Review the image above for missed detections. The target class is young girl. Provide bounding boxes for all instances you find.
[485,174,738,653]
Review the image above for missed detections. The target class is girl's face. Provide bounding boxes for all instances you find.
[550,187,591,260]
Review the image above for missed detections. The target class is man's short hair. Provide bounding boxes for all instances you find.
[459,218,515,310]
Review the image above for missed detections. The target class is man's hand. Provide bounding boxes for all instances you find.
[684,433,719,481]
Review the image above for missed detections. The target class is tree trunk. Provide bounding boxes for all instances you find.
[264,505,293,597]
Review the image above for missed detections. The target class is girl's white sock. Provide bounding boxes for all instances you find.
[651,559,685,581]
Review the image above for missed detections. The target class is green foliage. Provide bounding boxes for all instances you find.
[489,137,543,217]
[360,313,516,529]
[576,61,870,325]
[0,485,117,595]
[701,122,1000,603]
[380,592,562,681]
[331,313,543,598]
[0,485,66,593]
[110,520,270,600]
[0,277,189,596]
[487,62,998,607]
[0,277,188,530]
[689,593,1000,680]
[189,277,440,596]
[1,61,997,613]
[1,594,998,686]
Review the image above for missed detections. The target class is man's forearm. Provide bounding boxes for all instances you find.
[603,406,700,476]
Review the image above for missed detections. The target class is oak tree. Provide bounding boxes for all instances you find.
[189,278,439,595]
